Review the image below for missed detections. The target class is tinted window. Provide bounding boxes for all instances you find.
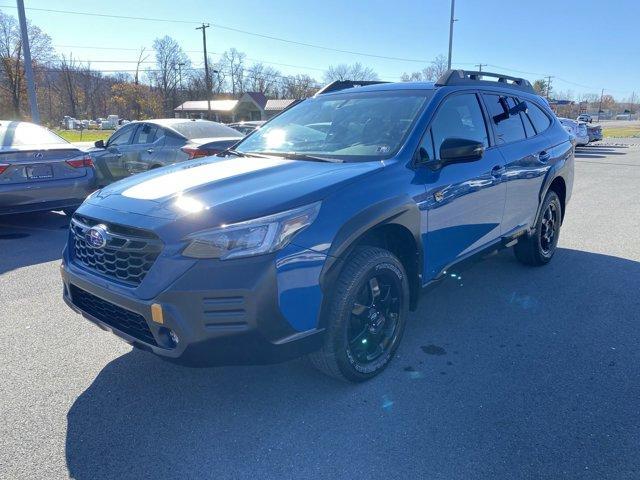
[0,122,68,148]
[108,125,136,146]
[132,124,159,144]
[526,102,552,134]
[520,111,536,137]
[431,93,488,159]
[483,94,526,144]
[171,121,243,140]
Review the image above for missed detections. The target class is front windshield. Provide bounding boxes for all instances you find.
[236,90,432,161]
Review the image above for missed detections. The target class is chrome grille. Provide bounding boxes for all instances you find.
[70,215,162,286]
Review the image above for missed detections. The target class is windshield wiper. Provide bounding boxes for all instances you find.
[260,152,344,163]
[219,149,268,158]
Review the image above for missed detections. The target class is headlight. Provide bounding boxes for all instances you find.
[182,202,321,259]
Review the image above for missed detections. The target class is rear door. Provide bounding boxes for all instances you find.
[125,124,167,173]
[419,92,507,279]
[482,94,553,233]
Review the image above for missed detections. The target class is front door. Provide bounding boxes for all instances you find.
[95,124,138,184]
[418,92,507,279]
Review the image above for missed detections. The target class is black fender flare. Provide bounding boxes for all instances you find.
[532,159,567,230]
[318,195,423,296]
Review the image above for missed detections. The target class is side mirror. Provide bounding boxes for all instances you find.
[440,138,485,164]
[94,139,105,148]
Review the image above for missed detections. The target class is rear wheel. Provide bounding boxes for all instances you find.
[514,190,562,266]
[309,247,409,382]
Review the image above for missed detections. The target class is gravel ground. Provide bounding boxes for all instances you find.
[0,142,639,479]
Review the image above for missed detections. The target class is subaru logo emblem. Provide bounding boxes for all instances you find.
[85,225,108,249]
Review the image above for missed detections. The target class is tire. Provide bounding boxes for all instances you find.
[309,247,409,382]
[514,190,562,266]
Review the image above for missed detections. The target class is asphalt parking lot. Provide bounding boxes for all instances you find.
[1,141,639,480]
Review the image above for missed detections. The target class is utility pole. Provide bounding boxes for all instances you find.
[16,0,40,123]
[545,75,553,99]
[475,63,487,73]
[177,62,185,116]
[196,23,211,120]
[597,88,604,122]
[447,0,456,70]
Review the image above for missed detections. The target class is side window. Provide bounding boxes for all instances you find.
[431,93,488,160]
[483,94,527,144]
[107,125,135,147]
[132,124,159,145]
[526,102,552,134]
[521,112,535,137]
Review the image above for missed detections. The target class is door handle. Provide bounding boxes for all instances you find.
[146,148,154,154]
[491,165,505,178]
[538,151,551,162]
[114,153,123,158]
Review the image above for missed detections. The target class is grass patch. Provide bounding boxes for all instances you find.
[603,126,640,138]
[55,129,114,143]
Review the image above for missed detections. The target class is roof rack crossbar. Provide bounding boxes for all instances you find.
[314,80,390,96]
[435,69,535,93]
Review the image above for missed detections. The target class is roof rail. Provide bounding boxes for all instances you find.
[314,80,389,96]
[435,69,535,94]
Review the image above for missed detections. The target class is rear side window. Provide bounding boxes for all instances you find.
[526,102,552,134]
[132,124,159,145]
[431,93,488,159]
[520,110,536,137]
[483,94,526,144]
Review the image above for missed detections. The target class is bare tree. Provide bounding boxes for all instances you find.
[0,10,54,118]
[281,74,318,99]
[220,48,246,96]
[150,36,190,115]
[245,62,281,96]
[324,62,378,83]
[400,54,448,82]
[134,47,149,86]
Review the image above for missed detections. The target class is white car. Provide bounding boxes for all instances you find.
[559,118,589,146]
[577,113,593,123]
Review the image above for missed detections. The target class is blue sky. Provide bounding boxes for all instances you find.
[2,0,639,99]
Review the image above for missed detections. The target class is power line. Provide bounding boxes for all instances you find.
[0,4,433,63]
[6,4,634,95]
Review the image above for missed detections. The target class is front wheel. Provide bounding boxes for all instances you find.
[514,190,562,266]
[309,247,409,382]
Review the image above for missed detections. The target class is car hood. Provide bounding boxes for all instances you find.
[86,155,384,224]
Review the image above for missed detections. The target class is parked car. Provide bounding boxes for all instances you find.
[577,113,592,123]
[0,121,96,216]
[227,120,265,135]
[587,124,603,143]
[89,119,243,186]
[558,118,589,146]
[61,70,574,382]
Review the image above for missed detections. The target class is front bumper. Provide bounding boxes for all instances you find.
[61,247,326,366]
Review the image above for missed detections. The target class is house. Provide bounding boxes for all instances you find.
[174,92,299,122]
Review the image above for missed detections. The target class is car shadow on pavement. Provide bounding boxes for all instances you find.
[65,248,640,479]
[0,211,69,274]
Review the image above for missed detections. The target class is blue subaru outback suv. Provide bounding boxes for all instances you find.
[61,70,574,382]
